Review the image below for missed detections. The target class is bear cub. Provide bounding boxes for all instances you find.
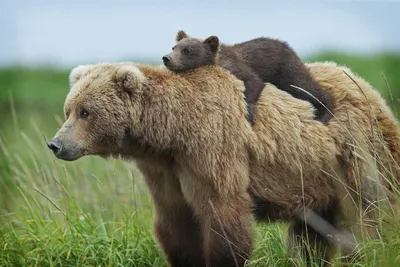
[162,30,335,125]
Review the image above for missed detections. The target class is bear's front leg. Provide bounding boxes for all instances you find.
[243,75,265,126]
[138,162,205,267]
[154,199,205,267]
[180,176,254,267]
[204,198,253,267]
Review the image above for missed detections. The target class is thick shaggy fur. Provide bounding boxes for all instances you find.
[162,30,335,124]
[250,62,400,264]
[48,61,400,267]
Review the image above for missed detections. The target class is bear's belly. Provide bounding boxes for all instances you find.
[248,164,337,216]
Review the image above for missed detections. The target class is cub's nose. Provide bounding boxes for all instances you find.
[162,56,171,62]
[47,138,62,154]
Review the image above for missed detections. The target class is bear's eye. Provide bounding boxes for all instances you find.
[183,48,189,54]
[80,109,89,119]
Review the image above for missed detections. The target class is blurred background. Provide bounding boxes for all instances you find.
[0,1,400,266]
[1,1,399,118]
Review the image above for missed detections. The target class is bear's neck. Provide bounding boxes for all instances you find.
[114,127,176,162]
[216,44,236,69]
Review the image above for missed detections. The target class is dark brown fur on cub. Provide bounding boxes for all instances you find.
[163,30,335,124]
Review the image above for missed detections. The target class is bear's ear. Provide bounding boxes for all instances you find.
[176,30,189,42]
[69,64,93,87]
[112,65,146,96]
[204,35,219,54]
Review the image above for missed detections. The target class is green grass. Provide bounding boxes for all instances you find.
[1,53,400,266]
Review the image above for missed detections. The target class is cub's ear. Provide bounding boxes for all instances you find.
[69,64,93,87]
[113,65,146,96]
[204,35,219,54]
[176,30,189,42]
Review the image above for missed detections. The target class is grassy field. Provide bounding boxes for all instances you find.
[1,53,400,266]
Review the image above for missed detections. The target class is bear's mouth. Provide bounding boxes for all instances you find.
[163,63,187,73]
[163,61,175,69]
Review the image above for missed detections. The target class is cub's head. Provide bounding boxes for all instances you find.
[47,63,145,161]
[162,30,220,72]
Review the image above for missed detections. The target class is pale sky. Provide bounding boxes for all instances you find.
[1,0,399,67]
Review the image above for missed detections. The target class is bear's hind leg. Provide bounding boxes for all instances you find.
[287,202,340,266]
[276,72,334,124]
[288,218,337,266]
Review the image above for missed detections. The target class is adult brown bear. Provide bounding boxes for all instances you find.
[48,61,400,266]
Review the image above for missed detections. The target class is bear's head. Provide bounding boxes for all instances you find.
[162,30,220,72]
[47,63,146,161]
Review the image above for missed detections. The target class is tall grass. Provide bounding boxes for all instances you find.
[1,111,400,266]
[1,53,400,266]
[0,111,163,266]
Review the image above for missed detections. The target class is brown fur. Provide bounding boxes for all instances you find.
[48,61,400,266]
[162,30,335,125]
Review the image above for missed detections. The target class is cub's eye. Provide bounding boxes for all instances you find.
[80,109,89,118]
[183,48,189,54]
[172,46,175,50]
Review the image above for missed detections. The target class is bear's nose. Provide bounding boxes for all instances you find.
[47,138,62,154]
[162,56,171,62]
